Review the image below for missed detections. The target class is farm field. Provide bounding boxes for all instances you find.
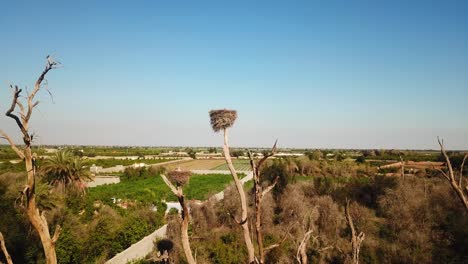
[211,159,252,171]
[87,172,241,205]
[162,159,225,170]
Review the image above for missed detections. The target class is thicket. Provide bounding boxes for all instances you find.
[157,160,467,264]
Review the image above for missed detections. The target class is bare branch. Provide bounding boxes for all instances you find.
[5,86,28,138]
[438,137,455,181]
[460,154,467,188]
[52,225,62,244]
[161,174,181,197]
[257,139,278,170]
[0,232,13,264]
[264,226,290,253]
[437,138,468,212]
[346,199,365,264]
[296,229,313,264]
[262,176,279,197]
[0,129,25,159]
[26,57,57,123]
[436,168,450,181]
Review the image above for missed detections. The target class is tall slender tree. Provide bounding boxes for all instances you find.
[0,57,61,264]
[209,109,255,263]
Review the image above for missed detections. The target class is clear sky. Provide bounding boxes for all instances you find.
[0,0,467,149]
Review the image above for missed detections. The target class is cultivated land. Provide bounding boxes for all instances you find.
[211,159,252,171]
[162,159,225,170]
[88,172,246,205]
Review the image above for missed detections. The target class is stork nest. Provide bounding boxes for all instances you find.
[209,109,237,132]
[168,170,192,186]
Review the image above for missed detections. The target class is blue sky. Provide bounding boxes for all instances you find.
[0,0,467,149]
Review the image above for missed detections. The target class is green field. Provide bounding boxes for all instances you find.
[84,158,174,168]
[87,173,244,206]
[211,159,252,171]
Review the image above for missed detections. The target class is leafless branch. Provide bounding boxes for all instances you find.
[437,138,468,212]
[460,154,467,188]
[257,139,278,169]
[52,225,62,244]
[262,176,279,197]
[0,129,24,159]
[5,86,27,138]
[345,199,364,264]
[296,229,313,264]
[0,232,13,264]
[161,174,181,197]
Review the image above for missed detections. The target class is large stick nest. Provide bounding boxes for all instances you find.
[209,109,237,132]
[168,170,192,186]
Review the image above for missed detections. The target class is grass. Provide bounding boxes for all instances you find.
[87,173,244,205]
[211,159,252,171]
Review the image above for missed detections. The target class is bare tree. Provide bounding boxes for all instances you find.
[0,232,13,264]
[209,109,255,263]
[248,141,279,264]
[345,199,364,264]
[399,154,405,179]
[296,229,313,264]
[437,138,468,212]
[0,57,61,264]
[160,170,196,264]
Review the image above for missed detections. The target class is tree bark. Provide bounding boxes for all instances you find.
[223,128,255,264]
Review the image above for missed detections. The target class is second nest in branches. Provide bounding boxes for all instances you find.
[168,170,192,186]
[209,109,237,132]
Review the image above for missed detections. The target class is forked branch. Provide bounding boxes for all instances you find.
[437,138,468,212]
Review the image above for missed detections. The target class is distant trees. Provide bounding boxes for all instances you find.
[0,57,61,264]
[355,155,366,164]
[305,150,323,161]
[231,150,245,158]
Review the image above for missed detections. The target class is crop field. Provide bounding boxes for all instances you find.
[211,159,252,171]
[87,173,241,205]
[163,159,225,170]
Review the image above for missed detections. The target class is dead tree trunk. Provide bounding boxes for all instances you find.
[161,174,196,264]
[0,57,61,264]
[222,128,255,263]
[345,200,364,264]
[0,232,13,264]
[399,155,405,179]
[248,141,279,264]
[296,230,313,264]
[437,138,468,212]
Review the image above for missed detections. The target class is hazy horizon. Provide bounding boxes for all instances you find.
[1,1,467,150]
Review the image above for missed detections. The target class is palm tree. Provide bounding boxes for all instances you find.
[41,151,92,194]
